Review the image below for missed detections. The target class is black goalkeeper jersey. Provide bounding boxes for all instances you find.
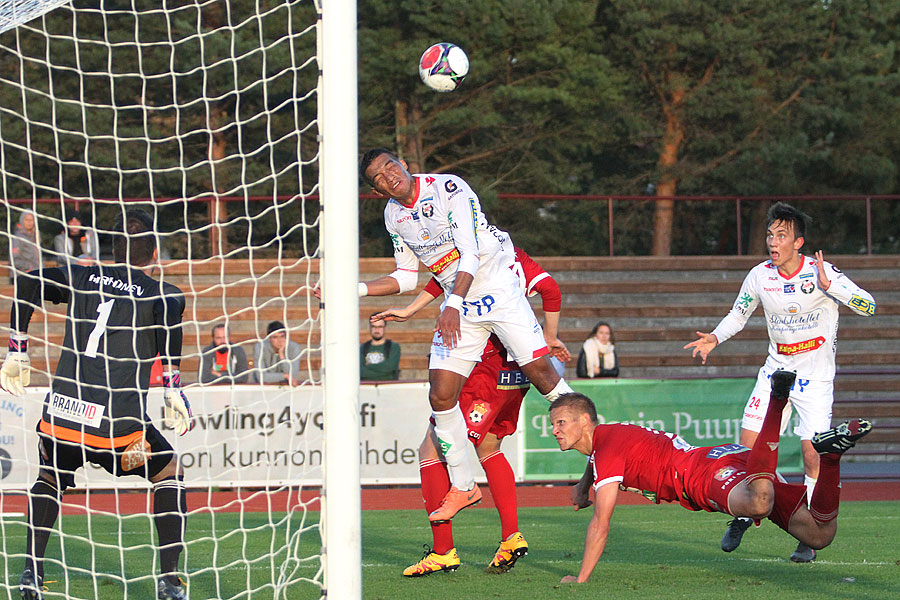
[12,265,185,447]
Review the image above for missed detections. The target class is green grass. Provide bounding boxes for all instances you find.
[364,503,900,600]
[2,502,898,599]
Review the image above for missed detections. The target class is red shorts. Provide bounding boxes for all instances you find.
[458,350,529,447]
[675,444,754,515]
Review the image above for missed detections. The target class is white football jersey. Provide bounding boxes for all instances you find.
[384,173,518,300]
[711,256,876,382]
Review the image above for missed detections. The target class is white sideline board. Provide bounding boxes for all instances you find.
[0,383,522,489]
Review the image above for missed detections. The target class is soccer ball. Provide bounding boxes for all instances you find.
[418,43,469,92]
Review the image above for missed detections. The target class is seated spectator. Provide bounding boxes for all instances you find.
[360,314,401,381]
[576,321,619,378]
[53,208,99,268]
[253,320,302,386]
[10,209,41,282]
[199,323,250,384]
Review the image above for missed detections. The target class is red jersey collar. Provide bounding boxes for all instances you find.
[776,254,806,280]
[395,177,421,209]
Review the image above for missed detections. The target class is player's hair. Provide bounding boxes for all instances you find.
[112,209,156,266]
[589,321,615,343]
[549,392,599,425]
[359,147,399,187]
[267,320,286,336]
[767,202,811,239]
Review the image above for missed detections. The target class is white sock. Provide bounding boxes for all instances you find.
[543,378,575,402]
[432,405,474,491]
[804,475,817,508]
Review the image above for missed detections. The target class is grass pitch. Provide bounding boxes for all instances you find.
[1,501,897,599]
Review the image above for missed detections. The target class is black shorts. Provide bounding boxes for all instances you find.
[37,423,175,491]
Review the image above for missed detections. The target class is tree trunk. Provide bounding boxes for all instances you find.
[747,199,770,256]
[653,88,685,256]
[204,2,227,257]
[395,98,422,173]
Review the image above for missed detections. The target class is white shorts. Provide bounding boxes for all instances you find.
[429,286,548,377]
[742,366,833,440]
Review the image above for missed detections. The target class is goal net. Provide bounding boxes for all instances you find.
[0,0,360,598]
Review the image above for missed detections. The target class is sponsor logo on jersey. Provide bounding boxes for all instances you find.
[395,215,412,224]
[737,292,754,309]
[47,393,104,428]
[444,180,457,193]
[706,443,748,460]
[497,369,530,390]
[801,280,815,294]
[783,283,795,294]
[713,466,737,481]
[777,336,825,356]
[831,264,842,274]
[799,272,814,279]
[425,176,436,186]
[849,294,876,316]
[88,273,144,297]
[421,203,434,217]
[427,248,460,274]
[763,286,781,292]
[418,228,431,241]
[468,402,487,424]
[769,310,822,328]
[786,302,801,314]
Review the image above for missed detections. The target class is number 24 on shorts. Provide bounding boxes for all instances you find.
[460,295,494,317]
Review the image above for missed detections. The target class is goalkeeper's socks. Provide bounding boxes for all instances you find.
[153,476,187,577]
[26,478,62,580]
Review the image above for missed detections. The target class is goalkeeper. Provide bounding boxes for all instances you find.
[2,209,194,600]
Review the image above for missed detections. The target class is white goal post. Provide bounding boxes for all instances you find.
[0,0,360,598]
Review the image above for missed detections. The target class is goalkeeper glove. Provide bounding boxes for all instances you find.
[162,370,194,436]
[1,334,31,396]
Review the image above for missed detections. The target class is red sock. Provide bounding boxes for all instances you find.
[809,453,841,524]
[744,391,789,482]
[480,451,518,540]
[420,459,454,554]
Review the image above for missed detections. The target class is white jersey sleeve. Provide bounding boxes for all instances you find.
[385,210,420,293]
[819,260,876,317]
[710,268,760,344]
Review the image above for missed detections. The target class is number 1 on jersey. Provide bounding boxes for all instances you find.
[85,299,115,358]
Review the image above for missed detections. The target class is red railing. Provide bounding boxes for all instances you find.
[7,194,899,256]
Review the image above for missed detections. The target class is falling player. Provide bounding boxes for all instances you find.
[685,202,876,562]
[551,371,871,583]
[351,148,575,522]
[2,209,194,600]
[373,246,570,576]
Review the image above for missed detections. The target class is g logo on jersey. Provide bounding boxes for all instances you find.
[444,180,457,193]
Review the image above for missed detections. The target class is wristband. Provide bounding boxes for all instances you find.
[9,333,28,353]
[444,294,464,311]
[162,370,182,387]
[358,282,368,297]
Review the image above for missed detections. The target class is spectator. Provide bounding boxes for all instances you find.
[576,321,619,378]
[199,323,249,384]
[360,314,401,381]
[53,209,99,268]
[253,320,301,386]
[10,210,41,282]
